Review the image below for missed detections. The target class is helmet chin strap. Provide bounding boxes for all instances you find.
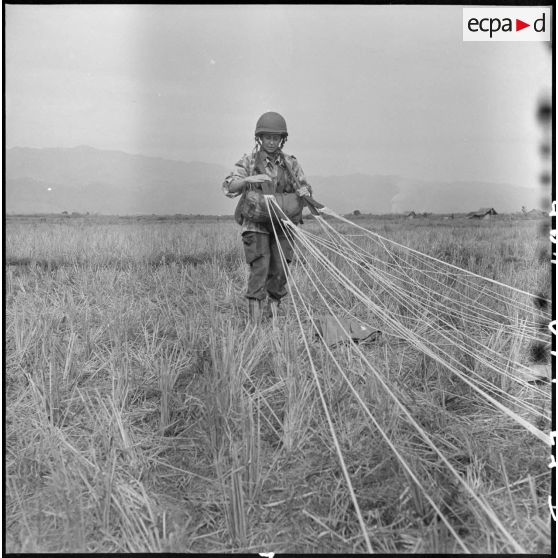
[254,135,287,152]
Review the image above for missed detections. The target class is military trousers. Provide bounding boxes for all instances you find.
[241,229,294,301]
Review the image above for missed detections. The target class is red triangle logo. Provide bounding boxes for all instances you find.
[516,19,530,31]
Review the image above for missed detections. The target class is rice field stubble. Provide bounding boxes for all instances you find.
[4,214,552,553]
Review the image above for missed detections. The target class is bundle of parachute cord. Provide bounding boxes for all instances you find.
[260,193,551,553]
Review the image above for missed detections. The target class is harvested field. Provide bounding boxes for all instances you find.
[4,213,552,553]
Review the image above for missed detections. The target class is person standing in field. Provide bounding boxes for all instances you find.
[222,111,313,322]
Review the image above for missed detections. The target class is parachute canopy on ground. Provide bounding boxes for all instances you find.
[314,315,380,347]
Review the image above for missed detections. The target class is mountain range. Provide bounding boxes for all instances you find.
[5,146,541,215]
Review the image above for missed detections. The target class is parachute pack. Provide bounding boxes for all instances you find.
[235,190,303,226]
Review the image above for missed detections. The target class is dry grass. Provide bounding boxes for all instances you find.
[4,213,551,553]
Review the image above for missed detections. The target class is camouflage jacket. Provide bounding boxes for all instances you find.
[222,149,312,234]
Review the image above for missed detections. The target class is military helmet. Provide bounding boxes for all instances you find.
[255,112,288,137]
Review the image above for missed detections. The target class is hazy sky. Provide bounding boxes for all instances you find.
[6,4,551,187]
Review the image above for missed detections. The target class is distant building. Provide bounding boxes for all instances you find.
[406,211,416,219]
[467,208,498,219]
[526,208,545,218]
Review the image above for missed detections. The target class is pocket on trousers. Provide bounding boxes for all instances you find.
[278,235,294,264]
[242,232,263,264]
[284,244,294,264]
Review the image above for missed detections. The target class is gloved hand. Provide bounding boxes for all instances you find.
[296,185,311,197]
